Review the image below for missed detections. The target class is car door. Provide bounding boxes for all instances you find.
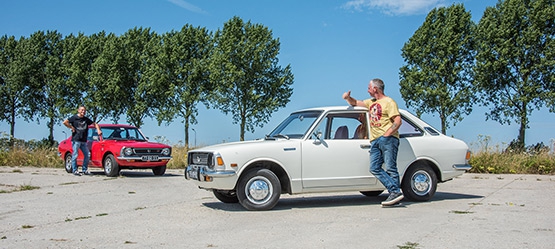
[301,111,377,189]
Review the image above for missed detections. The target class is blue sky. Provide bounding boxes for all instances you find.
[1,0,553,150]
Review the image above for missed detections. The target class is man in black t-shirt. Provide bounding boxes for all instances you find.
[63,106,102,176]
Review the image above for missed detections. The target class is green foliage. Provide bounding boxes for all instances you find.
[400,4,475,134]
[150,24,212,148]
[209,16,294,141]
[474,0,555,145]
[469,136,555,174]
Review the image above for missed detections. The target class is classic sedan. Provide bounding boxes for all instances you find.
[58,124,172,177]
[185,106,471,210]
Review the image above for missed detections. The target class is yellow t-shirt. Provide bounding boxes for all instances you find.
[363,97,400,141]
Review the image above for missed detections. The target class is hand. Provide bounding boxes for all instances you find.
[97,130,103,136]
[342,90,351,100]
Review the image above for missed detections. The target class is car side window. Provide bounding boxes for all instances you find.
[312,112,368,140]
[399,117,423,138]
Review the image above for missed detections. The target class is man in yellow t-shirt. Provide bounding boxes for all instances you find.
[343,78,403,206]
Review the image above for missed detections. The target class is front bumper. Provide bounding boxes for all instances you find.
[185,165,236,181]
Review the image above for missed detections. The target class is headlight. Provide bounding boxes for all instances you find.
[162,148,171,156]
[124,147,133,156]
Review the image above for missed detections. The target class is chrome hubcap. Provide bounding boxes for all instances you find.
[412,170,431,195]
[246,176,272,204]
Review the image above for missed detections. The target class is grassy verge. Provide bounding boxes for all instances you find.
[0,136,554,174]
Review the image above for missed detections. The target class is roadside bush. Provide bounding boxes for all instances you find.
[469,136,555,174]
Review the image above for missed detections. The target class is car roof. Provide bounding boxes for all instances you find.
[293,106,410,114]
[88,124,138,129]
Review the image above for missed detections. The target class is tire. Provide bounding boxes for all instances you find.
[103,154,120,177]
[152,165,166,176]
[213,190,239,203]
[64,153,73,173]
[237,168,281,211]
[401,164,437,202]
[360,190,384,197]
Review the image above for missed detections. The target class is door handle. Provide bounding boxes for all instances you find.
[360,144,371,149]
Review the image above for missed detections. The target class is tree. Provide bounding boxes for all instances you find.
[0,35,42,139]
[62,32,106,120]
[474,0,555,148]
[150,25,212,148]
[399,4,476,134]
[121,27,158,128]
[89,32,126,123]
[30,30,72,144]
[209,17,294,141]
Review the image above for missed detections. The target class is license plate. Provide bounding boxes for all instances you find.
[188,168,199,180]
[141,155,159,161]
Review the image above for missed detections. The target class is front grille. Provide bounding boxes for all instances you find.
[134,148,163,155]
[188,152,212,166]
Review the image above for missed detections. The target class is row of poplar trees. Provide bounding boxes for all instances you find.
[400,0,554,149]
[0,17,294,148]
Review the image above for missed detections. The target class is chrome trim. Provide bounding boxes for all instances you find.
[453,164,472,170]
[185,165,236,181]
[117,156,172,160]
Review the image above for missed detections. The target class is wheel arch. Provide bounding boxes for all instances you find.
[238,159,292,195]
[402,158,442,183]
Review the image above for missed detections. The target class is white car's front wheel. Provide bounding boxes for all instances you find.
[402,164,437,201]
[237,168,281,211]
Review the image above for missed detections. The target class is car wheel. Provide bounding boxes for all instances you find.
[213,190,239,203]
[237,168,281,211]
[360,190,384,197]
[64,153,73,173]
[103,154,120,177]
[152,165,166,176]
[401,164,437,202]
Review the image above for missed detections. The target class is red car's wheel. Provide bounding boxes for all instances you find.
[103,154,120,177]
[152,165,166,176]
[64,153,73,173]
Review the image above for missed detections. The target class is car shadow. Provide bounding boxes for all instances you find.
[202,191,484,212]
[87,170,182,178]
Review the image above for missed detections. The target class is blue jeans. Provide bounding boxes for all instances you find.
[72,141,90,173]
[369,136,401,194]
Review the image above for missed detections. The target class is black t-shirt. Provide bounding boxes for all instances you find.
[68,115,94,142]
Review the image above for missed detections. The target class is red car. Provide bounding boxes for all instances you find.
[58,124,172,177]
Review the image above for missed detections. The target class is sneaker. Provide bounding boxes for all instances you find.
[381,192,404,206]
[83,171,92,175]
[73,171,82,176]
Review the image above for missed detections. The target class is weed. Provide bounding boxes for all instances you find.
[96,213,108,217]
[398,242,419,249]
[74,216,91,220]
[21,225,34,229]
[18,184,40,191]
[450,210,474,214]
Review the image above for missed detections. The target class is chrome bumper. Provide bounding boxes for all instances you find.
[185,165,236,181]
[453,164,472,170]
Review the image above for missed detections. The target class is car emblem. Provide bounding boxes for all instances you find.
[195,156,201,164]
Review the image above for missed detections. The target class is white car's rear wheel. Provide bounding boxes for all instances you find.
[237,168,281,211]
[402,164,437,201]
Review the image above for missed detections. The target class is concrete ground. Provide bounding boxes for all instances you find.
[0,166,554,248]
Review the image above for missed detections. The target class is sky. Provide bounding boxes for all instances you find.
[1,0,554,151]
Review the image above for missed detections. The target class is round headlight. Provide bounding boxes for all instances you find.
[162,148,170,156]
[124,148,133,156]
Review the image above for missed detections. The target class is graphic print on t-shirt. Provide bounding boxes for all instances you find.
[369,103,382,127]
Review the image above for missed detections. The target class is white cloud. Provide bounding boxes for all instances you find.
[343,0,448,16]
[167,0,207,14]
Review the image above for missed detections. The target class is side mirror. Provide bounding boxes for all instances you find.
[92,136,99,141]
[312,130,323,144]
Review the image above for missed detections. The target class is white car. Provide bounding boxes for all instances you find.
[185,106,471,211]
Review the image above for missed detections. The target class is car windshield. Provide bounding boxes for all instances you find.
[267,111,322,139]
[97,127,147,141]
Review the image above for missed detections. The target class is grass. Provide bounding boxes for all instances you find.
[0,135,554,174]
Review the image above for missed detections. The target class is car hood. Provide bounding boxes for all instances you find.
[102,140,170,148]
[190,138,299,153]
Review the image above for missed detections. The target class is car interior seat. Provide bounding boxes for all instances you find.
[334,125,349,139]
